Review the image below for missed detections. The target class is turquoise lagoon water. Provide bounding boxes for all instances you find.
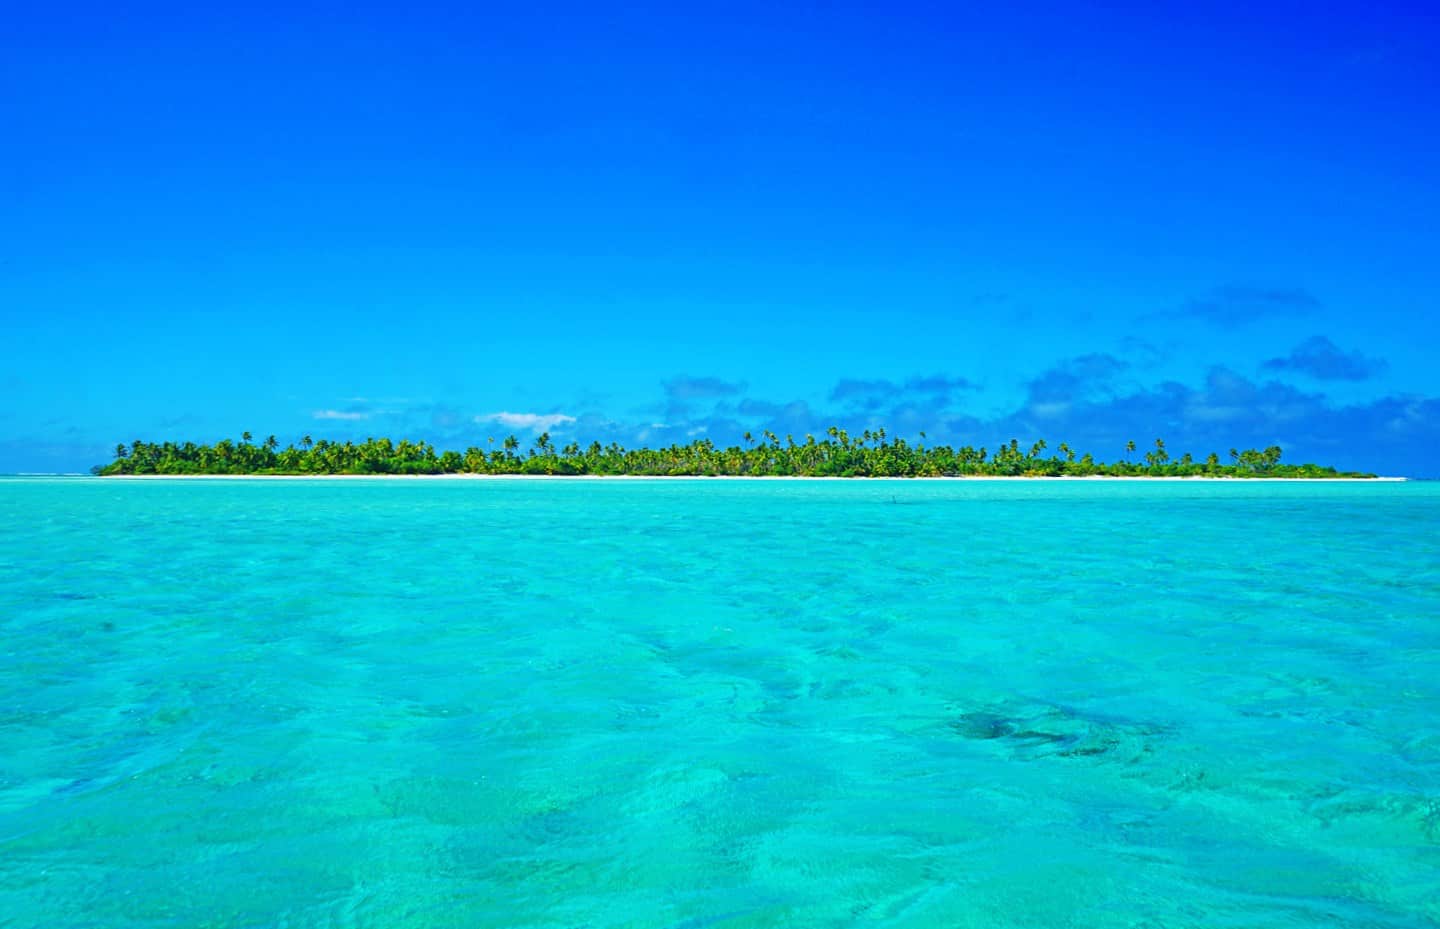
[1,476,1438,928]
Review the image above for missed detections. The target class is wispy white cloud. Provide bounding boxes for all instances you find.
[1262,335,1386,382]
[1166,284,1320,328]
[313,409,370,421]
[477,411,576,431]
[663,376,745,400]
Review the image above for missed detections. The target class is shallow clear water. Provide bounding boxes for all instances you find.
[1,477,1438,928]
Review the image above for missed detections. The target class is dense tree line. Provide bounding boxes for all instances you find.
[95,430,1372,478]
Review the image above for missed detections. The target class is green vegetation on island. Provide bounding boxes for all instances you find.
[95,431,1375,478]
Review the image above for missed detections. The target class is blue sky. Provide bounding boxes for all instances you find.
[4,2,1438,475]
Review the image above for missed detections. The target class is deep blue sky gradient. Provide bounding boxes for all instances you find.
[4,2,1438,474]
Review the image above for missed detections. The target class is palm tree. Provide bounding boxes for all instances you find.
[87,425,1354,479]
[242,431,253,444]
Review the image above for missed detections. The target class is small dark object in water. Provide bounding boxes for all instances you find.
[101,621,116,632]
[952,704,1160,763]
[1010,729,1072,745]
[951,712,1016,740]
[54,592,93,601]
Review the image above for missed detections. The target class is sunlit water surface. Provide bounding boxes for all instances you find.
[2,477,1438,928]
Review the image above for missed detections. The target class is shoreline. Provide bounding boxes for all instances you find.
[87,473,1408,482]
